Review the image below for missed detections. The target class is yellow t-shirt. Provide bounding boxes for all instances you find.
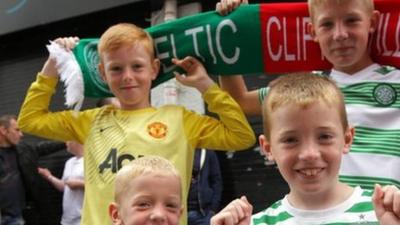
[18,74,255,225]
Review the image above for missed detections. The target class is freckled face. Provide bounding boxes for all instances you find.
[260,102,352,196]
[100,44,159,110]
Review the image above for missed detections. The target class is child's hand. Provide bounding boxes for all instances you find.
[37,167,52,179]
[372,184,400,225]
[216,0,248,16]
[210,196,252,225]
[53,37,80,52]
[41,36,79,78]
[172,56,214,94]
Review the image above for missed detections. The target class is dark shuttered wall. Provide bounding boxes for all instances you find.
[215,74,289,213]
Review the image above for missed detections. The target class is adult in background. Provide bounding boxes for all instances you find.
[38,141,84,225]
[0,115,65,225]
[188,149,223,225]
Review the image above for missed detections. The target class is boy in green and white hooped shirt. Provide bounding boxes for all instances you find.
[217,0,400,190]
[210,73,400,225]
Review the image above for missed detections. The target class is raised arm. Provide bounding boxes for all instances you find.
[216,0,248,16]
[219,76,262,116]
[18,37,93,143]
[215,0,262,116]
[172,56,214,94]
[175,57,256,150]
[41,37,80,78]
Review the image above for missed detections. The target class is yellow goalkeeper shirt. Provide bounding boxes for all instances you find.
[18,74,255,225]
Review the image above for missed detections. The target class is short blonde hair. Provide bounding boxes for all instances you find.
[308,0,375,21]
[113,155,181,203]
[262,73,348,141]
[98,23,155,61]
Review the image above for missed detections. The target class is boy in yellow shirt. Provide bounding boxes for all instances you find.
[18,23,255,225]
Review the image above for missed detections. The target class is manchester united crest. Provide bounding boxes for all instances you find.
[147,122,167,139]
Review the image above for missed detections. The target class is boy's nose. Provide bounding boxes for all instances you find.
[150,206,167,223]
[122,69,134,81]
[333,23,349,41]
[298,143,321,161]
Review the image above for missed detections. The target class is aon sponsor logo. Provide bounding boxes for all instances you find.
[99,148,143,173]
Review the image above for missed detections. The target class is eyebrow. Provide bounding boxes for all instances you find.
[318,8,364,21]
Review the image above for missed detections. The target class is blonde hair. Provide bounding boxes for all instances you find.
[113,155,181,203]
[308,0,375,20]
[262,72,348,141]
[98,23,155,61]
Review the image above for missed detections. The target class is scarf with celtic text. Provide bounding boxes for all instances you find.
[48,0,400,109]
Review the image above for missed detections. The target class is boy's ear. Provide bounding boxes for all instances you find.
[98,63,107,82]
[0,126,6,136]
[307,22,318,42]
[369,10,380,33]
[259,134,274,161]
[343,127,355,154]
[151,58,160,80]
[109,202,122,225]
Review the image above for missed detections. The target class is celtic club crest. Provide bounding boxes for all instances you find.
[373,83,397,106]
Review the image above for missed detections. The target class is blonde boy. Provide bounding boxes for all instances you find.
[210,73,400,225]
[18,23,255,225]
[217,0,400,189]
[109,155,183,225]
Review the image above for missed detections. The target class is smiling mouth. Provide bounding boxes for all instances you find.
[297,168,324,177]
[120,86,137,90]
[332,46,353,53]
